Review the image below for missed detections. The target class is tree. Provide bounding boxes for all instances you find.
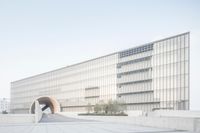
[94,103,101,114]
[118,101,127,113]
[86,103,93,114]
[2,110,8,114]
[99,100,107,114]
[107,100,120,114]
[111,100,120,114]
[93,99,127,115]
[107,100,113,114]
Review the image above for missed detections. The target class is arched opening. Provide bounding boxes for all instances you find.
[30,96,60,114]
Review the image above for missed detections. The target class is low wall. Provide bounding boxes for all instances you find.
[34,100,43,123]
[59,112,200,132]
[0,114,35,124]
[148,110,200,118]
[126,110,144,116]
[0,100,43,124]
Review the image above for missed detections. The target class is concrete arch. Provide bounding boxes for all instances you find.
[30,96,60,114]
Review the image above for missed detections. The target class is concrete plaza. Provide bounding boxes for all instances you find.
[0,114,194,133]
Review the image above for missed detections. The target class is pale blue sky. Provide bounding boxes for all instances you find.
[0,0,200,110]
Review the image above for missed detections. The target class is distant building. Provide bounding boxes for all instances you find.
[0,98,10,113]
[11,33,190,114]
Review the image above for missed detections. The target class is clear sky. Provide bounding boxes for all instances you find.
[0,0,200,110]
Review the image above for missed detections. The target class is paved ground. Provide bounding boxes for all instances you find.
[0,114,194,133]
[40,114,93,123]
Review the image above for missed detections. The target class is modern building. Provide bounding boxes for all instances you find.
[0,98,10,113]
[11,32,190,114]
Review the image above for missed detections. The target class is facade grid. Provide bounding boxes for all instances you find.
[11,33,190,113]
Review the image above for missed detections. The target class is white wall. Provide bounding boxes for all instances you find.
[59,112,200,132]
[126,110,144,116]
[148,110,200,118]
[0,114,35,124]
[34,100,43,123]
[0,100,43,124]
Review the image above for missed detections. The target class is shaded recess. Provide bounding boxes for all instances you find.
[30,96,60,114]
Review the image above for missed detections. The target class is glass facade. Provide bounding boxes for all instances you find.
[152,33,189,110]
[10,33,189,113]
[117,33,189,111]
